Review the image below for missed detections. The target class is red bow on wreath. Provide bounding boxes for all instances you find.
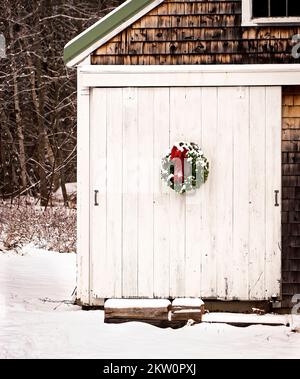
[170,146,189,184]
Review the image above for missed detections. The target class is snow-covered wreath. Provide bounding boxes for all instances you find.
[161,142,209,194]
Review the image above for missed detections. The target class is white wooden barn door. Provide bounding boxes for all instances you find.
[90,86,281,301]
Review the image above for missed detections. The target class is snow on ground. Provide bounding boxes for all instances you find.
[0,248,300,359]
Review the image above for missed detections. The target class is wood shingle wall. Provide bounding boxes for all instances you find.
[282,86,300,308]
[92,0,300,65]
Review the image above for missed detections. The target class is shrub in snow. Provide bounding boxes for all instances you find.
[0,199,76,253]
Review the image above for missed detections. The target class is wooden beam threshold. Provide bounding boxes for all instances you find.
[104,298,205,328]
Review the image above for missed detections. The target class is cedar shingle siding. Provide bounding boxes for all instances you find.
[282,87,300,308]
[92,0,300,65]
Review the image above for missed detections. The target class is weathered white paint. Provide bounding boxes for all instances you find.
[248,87,267,300]
[89,86,282,301]
[265,88,282,299]
[215,88,234,299]
[169,88,185,298]
[200,88,218,298]
[106,88,123,298]
[153,88,170,298]
[76,72,90,306]
[90,88,108,301]
[79,65,300,88]
[232,87,250,300]
[122,87,139,298]
[137,88,155,297]
[184,88,202,298]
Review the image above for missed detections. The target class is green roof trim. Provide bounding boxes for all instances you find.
[64,0,158,65]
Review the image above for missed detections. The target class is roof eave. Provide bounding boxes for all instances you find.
[64,0,164,68]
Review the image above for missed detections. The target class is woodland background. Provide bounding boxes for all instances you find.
[0,0,122,206]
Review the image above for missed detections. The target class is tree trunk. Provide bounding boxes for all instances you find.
[8,18,27,191]
[60,174,68,206]
[26,52,48,206]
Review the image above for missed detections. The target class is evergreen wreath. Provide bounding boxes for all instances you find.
[161,142,209,194]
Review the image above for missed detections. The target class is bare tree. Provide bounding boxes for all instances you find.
[0,0,122,205]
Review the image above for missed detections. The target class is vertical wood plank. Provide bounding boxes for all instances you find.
[185,87,202,298]
[122,87,139,298]
[265,86,282,299]
[90,88,108,299]
[77,71,91,305]
[169,87,187,298]
[137,88,155,297]
[153,88,171,298]
[249,87,266,300]
[200,87,218,299]
[232,87,250,300]
[215,88,234,300]
[106,88,123,298]
[88,84,282,302]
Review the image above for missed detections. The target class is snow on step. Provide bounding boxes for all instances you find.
[202,313,290,327]
[172,298,205,309]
